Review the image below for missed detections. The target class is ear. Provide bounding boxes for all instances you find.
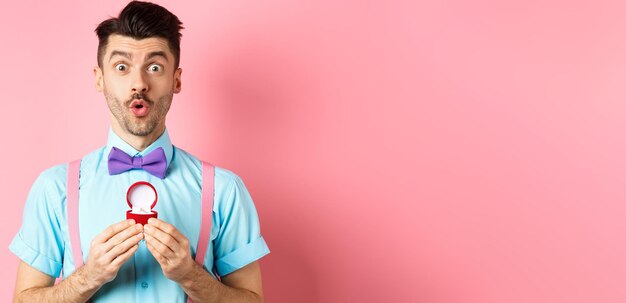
[173,68,182,94]
[94,66,104,92]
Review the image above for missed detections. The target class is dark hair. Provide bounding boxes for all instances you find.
[95,1,184,68]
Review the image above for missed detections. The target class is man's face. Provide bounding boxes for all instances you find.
[94,34,181,137]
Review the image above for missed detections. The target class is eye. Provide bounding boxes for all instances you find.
[115,63,127,71]
[148,64,162,72]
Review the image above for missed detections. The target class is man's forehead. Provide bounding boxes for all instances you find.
[105,34,172,59]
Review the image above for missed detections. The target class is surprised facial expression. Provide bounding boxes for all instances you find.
[95,34,181,137]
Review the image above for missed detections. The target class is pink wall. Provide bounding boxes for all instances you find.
[1,0,625,302]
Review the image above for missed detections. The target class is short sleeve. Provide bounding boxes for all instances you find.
[9,166,67,278]
[212,173,269,276]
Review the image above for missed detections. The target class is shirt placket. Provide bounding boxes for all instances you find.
[129,167,156,303]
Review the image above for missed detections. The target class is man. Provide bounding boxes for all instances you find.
[10,1,269,302]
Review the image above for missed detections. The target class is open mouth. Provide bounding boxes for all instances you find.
[129,99,150,117]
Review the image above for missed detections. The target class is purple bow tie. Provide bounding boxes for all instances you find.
[108,147,167,179]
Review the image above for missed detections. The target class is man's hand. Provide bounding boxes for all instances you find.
[143,218,264,302]
[83,219,144,285]
[13,219,144,303]
[143,218,195,283]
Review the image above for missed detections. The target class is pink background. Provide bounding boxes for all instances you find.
[1,0,625,302]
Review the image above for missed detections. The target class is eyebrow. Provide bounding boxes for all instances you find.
[109,50,132,62]
[108,50,169,62]
[146,51,169,62]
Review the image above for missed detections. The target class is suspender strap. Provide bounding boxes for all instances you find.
[196,161,215,264]
[188,161,215,303]
[67,160,83,270]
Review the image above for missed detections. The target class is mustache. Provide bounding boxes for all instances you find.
[125,93,153,106]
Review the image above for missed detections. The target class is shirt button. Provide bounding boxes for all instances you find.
[141,282,149,289]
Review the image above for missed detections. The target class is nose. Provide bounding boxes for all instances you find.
[131,69,149,94]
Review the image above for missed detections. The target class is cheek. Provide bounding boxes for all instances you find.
[103,78,127,95]
[152,77,176,93]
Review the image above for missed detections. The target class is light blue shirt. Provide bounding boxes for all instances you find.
[10,129,270,302]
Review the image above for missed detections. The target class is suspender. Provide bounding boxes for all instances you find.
[67,160,83,270]
[196,162,214,264]
[66,160,215,302]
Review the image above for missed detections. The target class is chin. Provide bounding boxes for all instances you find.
[124,124,154,137]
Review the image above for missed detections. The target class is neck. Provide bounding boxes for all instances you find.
[111,122,165,152]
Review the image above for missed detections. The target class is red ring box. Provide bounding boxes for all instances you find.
[126,181,158,225]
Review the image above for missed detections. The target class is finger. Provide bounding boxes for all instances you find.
[92,219,136,245]
[147,218,186,244]
[111,243,139,268]
[103,223,143,253]
[144,232,175,260]
[105,231,144,262]
[145,238,168,266]
[144,223,180,253]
